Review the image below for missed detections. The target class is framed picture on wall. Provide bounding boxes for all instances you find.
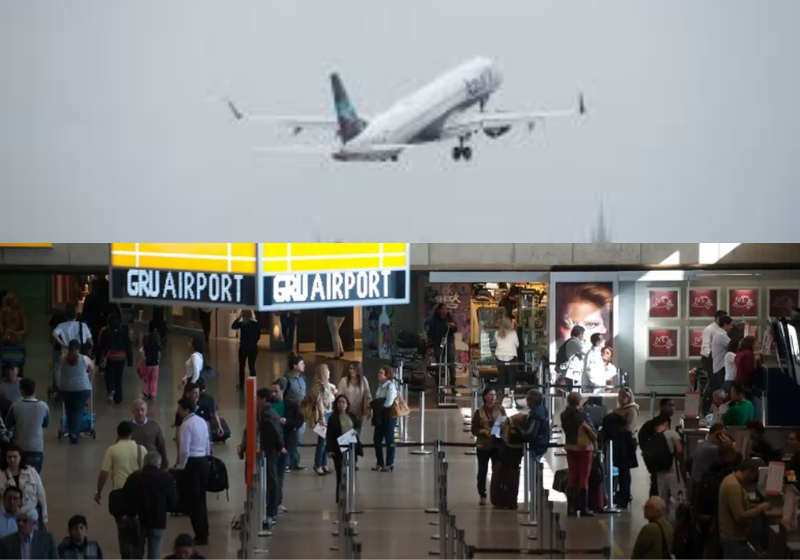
[648,327,681,360]
[687,327,705,359]
[648,288,681,319]
[768,287,800,318]
[688,288,720,319]
[727,288,760,319]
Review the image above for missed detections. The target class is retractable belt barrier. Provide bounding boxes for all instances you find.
[422,440,610,560]
[331,444,362,559]
[237,453,270,559]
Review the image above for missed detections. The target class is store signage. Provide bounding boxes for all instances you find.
[258,243,410,311]
[109,243,259,307]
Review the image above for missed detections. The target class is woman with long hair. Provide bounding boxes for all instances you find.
[337,362,372,420]
[371,365,398,472]
[312,364,337,476]
[0,445,47,526]
[723,338,740,393]
[495,318,519,402]
[58,339,95,444]
[326,394,363,503]
[560,393,597,517]
[471,387,506,505]
[97,314,132,405]
[612,388,640,509]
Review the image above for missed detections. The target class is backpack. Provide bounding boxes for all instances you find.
[555,340,571,373]
[502,418,526,449]
[645,432,675,473]
[207,456,229,499]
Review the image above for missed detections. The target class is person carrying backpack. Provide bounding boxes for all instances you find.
[643,416,685,513]
[555,326,586,391]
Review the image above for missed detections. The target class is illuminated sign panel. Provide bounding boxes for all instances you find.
[109,243,410,311]
[258,243,409,311]
[110,243,258,307]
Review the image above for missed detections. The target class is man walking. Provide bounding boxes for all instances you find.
[5,379,49,473]
[95,421,147,559]
[174,397,211,547]
[131,400,169,469]
[124,451,178,559]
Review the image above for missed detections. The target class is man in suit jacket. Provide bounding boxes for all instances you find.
[0,509,58,559]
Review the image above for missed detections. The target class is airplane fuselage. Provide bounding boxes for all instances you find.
[336,57,501,161]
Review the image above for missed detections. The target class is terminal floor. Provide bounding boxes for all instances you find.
[21,320,674,559]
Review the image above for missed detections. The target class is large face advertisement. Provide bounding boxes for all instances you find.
[554,282,614,349]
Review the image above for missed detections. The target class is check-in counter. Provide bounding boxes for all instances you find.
[726,426,799,453]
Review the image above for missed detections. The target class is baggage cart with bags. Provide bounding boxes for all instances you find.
[57,388,96,441]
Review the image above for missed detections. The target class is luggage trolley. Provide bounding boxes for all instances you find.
[57,386,96,441]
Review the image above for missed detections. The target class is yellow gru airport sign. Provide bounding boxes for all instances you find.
[109,243,410,311]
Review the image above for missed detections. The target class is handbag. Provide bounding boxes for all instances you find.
[108,443,144,518]
[391,395,411,419]
[77,320,93,357]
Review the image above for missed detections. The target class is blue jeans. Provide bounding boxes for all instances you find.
[140,527,165,560]
[290,424,306,469]
[720,538,752,559]
[374,418,398,468]
[315,413,331,469]
[277,453,288,506]
[22,452,43,474]
[61,390,91,442]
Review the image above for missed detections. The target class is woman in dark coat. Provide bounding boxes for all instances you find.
[600,408,639,510]
[327,394,363,504]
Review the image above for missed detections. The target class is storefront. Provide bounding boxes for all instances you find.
[385,269,800,396]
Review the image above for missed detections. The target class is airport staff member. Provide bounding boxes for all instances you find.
[174,397,211,547]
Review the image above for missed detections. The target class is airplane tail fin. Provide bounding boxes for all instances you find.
[331,73,367,143]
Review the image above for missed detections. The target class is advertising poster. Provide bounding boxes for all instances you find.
[423,283,472,375]
[649,288,680,319]
[554,282,614,349]
[648,328,680,360]
[728,288,760,319]
[688,327,705,358]
[768,288,800,318]
[688,288,720,318]
[363,305,395,360]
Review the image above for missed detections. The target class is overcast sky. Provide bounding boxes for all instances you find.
[1,1,798,242]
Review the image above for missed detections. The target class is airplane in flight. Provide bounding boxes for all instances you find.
[225,57,585,162]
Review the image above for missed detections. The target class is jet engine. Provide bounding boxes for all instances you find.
[483,125,511,138]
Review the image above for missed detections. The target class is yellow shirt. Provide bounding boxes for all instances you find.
[101,440,148,490]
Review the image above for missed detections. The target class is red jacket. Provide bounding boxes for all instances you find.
[734,350,756,386]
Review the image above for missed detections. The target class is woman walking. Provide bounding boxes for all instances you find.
[337,362,372,421]
[58,340,95,444]
[97,314,132,405]
[471,387,506,505]
[326,395,363,503]
[137,334,161,401]
[312,365,337,476]
[0,445,48,526]
[371,366,398,472]
[494,318,519,402]
[183,336,205,388]
[560,392,597,517]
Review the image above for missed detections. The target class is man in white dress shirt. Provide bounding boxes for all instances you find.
[174,397,211,547]
[700,310,728,375]
[711,316,735,389]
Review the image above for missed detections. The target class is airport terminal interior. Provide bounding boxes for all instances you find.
[2,247,800,559]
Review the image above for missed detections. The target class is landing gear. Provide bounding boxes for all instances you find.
[452,145,472,161]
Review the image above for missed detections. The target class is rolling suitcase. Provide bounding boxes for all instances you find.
[211,418,232,444]
[490,462,520,510]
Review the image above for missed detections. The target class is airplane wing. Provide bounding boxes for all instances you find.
[225,99,340,135]
[442,93,586,137]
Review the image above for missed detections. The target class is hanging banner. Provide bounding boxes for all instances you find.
[109,243,259,307]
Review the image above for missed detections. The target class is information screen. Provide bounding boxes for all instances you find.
[109,243,259,307]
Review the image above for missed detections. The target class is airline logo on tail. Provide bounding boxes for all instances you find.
[331,73,367,143]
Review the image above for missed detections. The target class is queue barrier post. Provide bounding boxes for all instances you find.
[520,444,539,529]
[259,455,271,534]
[346,443,362,516]
[411,390,433,456]
[650,391,657,419]
[602,440,621,515]
[425,441,444,514]
[402,382,414,443]
[520,443,531,517]
[331,450,350,550]
[429,460,449,555]
[251,456,269,556]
